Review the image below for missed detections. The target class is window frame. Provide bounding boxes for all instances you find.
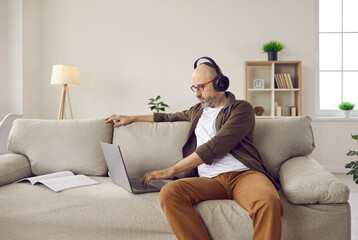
[316,0,358,118]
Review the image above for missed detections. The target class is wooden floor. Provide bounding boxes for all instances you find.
[334,173,358,240]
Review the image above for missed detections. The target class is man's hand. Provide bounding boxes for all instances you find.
[105,115,134,128]
[141,152,204,186]
[141,167,175,186]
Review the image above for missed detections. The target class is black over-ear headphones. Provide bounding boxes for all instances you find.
[194,56,229,92]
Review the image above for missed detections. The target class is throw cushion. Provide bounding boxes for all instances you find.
[254,116,315,180]
[279,156,350,204]
[8,119,113,176]
[112,121,190,178]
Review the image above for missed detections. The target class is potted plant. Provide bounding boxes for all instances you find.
[262,41,285,61]
[338,101,355,118]
[345,134,358,184]
[148,95,169,113]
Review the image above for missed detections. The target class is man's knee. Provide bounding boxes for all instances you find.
[250,194,283,217]
[159,180,185,203]
[266,195,283,214]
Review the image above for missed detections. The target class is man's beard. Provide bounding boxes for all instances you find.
[199,95,217,108]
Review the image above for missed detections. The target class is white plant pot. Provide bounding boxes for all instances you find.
[343,110,352,118]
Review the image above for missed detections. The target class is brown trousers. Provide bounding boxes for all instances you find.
[159,170,283,240]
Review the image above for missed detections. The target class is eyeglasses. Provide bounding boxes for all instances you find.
[190,79,214,92]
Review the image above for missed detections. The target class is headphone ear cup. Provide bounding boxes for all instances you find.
[213,75,230,92]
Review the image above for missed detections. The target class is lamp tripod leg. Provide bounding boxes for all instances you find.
[66,86,74,119]
[58,85,66,120]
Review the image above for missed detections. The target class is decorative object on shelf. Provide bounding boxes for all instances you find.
[345,134,358,184]
[148,95,169,113]
[338,101,355,118]
[262,41,285,61]
[276,106,282,116]
[291,107,297,116]
[253,79,264,89]
[283,106,291,116]
[253,106,265,116]
[51,65,80,120]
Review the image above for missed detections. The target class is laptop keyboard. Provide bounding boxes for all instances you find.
[130,179,157,191]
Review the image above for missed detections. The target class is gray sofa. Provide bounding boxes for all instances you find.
[0,116,351,240]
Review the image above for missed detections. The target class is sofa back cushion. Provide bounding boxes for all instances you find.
[112,122,190,178]
[8,119,113,176]
[254,116,315,180]
[112,117,315,180]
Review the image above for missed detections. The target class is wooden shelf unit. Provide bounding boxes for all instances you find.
[244,61,302,118]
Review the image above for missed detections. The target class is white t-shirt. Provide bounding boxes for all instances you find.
[195,107,250,178]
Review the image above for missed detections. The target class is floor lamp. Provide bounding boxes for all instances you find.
[51,65,80,120]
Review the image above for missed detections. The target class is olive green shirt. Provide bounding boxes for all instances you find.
[154,92,278,189]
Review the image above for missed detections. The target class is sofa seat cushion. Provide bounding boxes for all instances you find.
[196,191,350,240]
[0,177,175,240]
[254,116,315,180]
[113,122,190,178]
[8,119,113,176]
[0,178,350,240]
[279,157,350,204]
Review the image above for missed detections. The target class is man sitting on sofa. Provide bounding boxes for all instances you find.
[105,56,283,240]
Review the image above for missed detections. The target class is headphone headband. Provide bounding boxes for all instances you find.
[194,56,222,76]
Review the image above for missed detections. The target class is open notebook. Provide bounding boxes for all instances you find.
[16,171,98,192]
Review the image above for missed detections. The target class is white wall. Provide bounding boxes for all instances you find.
[22,0,41,119]
[310,120,358,172]
[7,0,23,117]
[0,0,40,120]
[2,0,354,171]
[37,0,316,119]
[0,0,9,119]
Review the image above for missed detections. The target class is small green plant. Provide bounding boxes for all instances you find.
[338,101,355,110]
[148,95,169,113]
[345,134,358,184]
[262,41,285,52]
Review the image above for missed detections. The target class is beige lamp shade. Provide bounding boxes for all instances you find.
[51,65,80,86]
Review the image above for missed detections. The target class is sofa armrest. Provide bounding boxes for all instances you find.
[0,153,31,187]
[279,156,350,204]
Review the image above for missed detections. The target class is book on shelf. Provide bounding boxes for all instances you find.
[287,74,294,88]
[279,74,283,88]
[284,73,291,89]
[274,73,294,89]
[16,171,99,192]
[274,74,280,88]
[274,74,283,88]
[278,73,284,88]
[281,74,287,88]
[285,73,290,88]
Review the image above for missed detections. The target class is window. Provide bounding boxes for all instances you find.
[319,0,358,116]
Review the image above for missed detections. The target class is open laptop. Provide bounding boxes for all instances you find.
[100,142,168,194]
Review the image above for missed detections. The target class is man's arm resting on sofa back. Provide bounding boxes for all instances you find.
[0,153,31,186]
[105,114,154,128]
